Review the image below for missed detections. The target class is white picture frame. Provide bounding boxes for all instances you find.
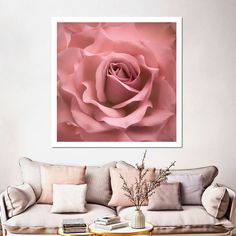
[51,17,182,148]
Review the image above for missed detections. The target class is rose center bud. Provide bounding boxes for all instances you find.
[108,63,135,82]
[105,62,140,105]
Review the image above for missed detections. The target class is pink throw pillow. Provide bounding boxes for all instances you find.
[38,165,86,204]
[108,167,156,207]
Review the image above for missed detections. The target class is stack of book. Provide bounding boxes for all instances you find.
[62,218,87,233]
[94,216,129,230]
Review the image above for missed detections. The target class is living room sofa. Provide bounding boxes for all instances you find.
[0,157,235,236]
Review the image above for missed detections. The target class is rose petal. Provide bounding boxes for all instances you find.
[141,40,176,90]
[103,23,139,42]
[156,78,176,111]
[125,120,172,142]
[86,28,158,68]
[82,80,125,118]
[105,74,139,104]
[79,128,132,141]
[63,23,100,33]
[100,100,152,129]
[57,123,82,141]
[156,115,176,141]
[57,90,75,124]
[57,48,82,75]
[57,23,71,53]
[59,73,94,117]
[136,109,174,127]
[135,23,176,48]
[71,97,112,133]
[69,30,95,49]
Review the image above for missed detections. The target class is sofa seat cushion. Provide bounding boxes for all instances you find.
[118,205,234,234]
[4,203,116,234]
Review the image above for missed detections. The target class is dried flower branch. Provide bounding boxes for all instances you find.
[120,150,175,210]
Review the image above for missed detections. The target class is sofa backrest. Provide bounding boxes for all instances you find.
[116,161,218,189]
[169,166,218,188]
[19,157,116,206]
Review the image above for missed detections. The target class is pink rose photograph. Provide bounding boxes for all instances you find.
[52,17,182,147]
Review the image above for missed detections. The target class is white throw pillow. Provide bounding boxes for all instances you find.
[202,184,229,219]
[51,184,87,213]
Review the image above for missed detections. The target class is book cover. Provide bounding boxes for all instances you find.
[94,221,129,230]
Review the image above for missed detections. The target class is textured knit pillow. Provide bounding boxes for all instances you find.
[147,183,182,211]
[4,183,36,217]
[108,166,156,207]
[202,184,229,219]
[51,184,87,213]
[38,165,86,204]
[167,174,203,205]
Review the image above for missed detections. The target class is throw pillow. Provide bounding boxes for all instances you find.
[86,162,116,206]
[51,184,87,213]
[38,165,86,204]
[108,166,156,207]
[147,183,182,211]
[167,174,203,205]
[19,157,43,199]
[202,184,229,219]
[4,183,36,217]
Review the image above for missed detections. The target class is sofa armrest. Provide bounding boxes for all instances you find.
[0,192,7,222]
[0,192,8,236]
[217,183,236,225]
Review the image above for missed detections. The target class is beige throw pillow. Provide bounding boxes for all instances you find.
[4,183,36,217]
[51,184,87,213]
[108,166,156,207]
[38,165,86,204]
[202,184,229,219]
[147,183,182,211]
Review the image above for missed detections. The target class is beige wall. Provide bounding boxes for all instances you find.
[0,0,236,191]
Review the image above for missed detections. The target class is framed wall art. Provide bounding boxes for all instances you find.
[51,17,182,147]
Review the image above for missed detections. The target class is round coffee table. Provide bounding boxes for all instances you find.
[89,222,153,236]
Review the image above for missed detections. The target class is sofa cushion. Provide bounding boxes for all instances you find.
[169,166,218,188]
[202,184,230,219]
[118,205,234,234]
[19,157,116,205]
[51,184,87,213]
[108,166,156,207]
[4,203,116,234]
[4,184,36,217]
[86,162,116,206]
[147,183,182,211]
[38,165,86,204]
[167,174,204,205]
